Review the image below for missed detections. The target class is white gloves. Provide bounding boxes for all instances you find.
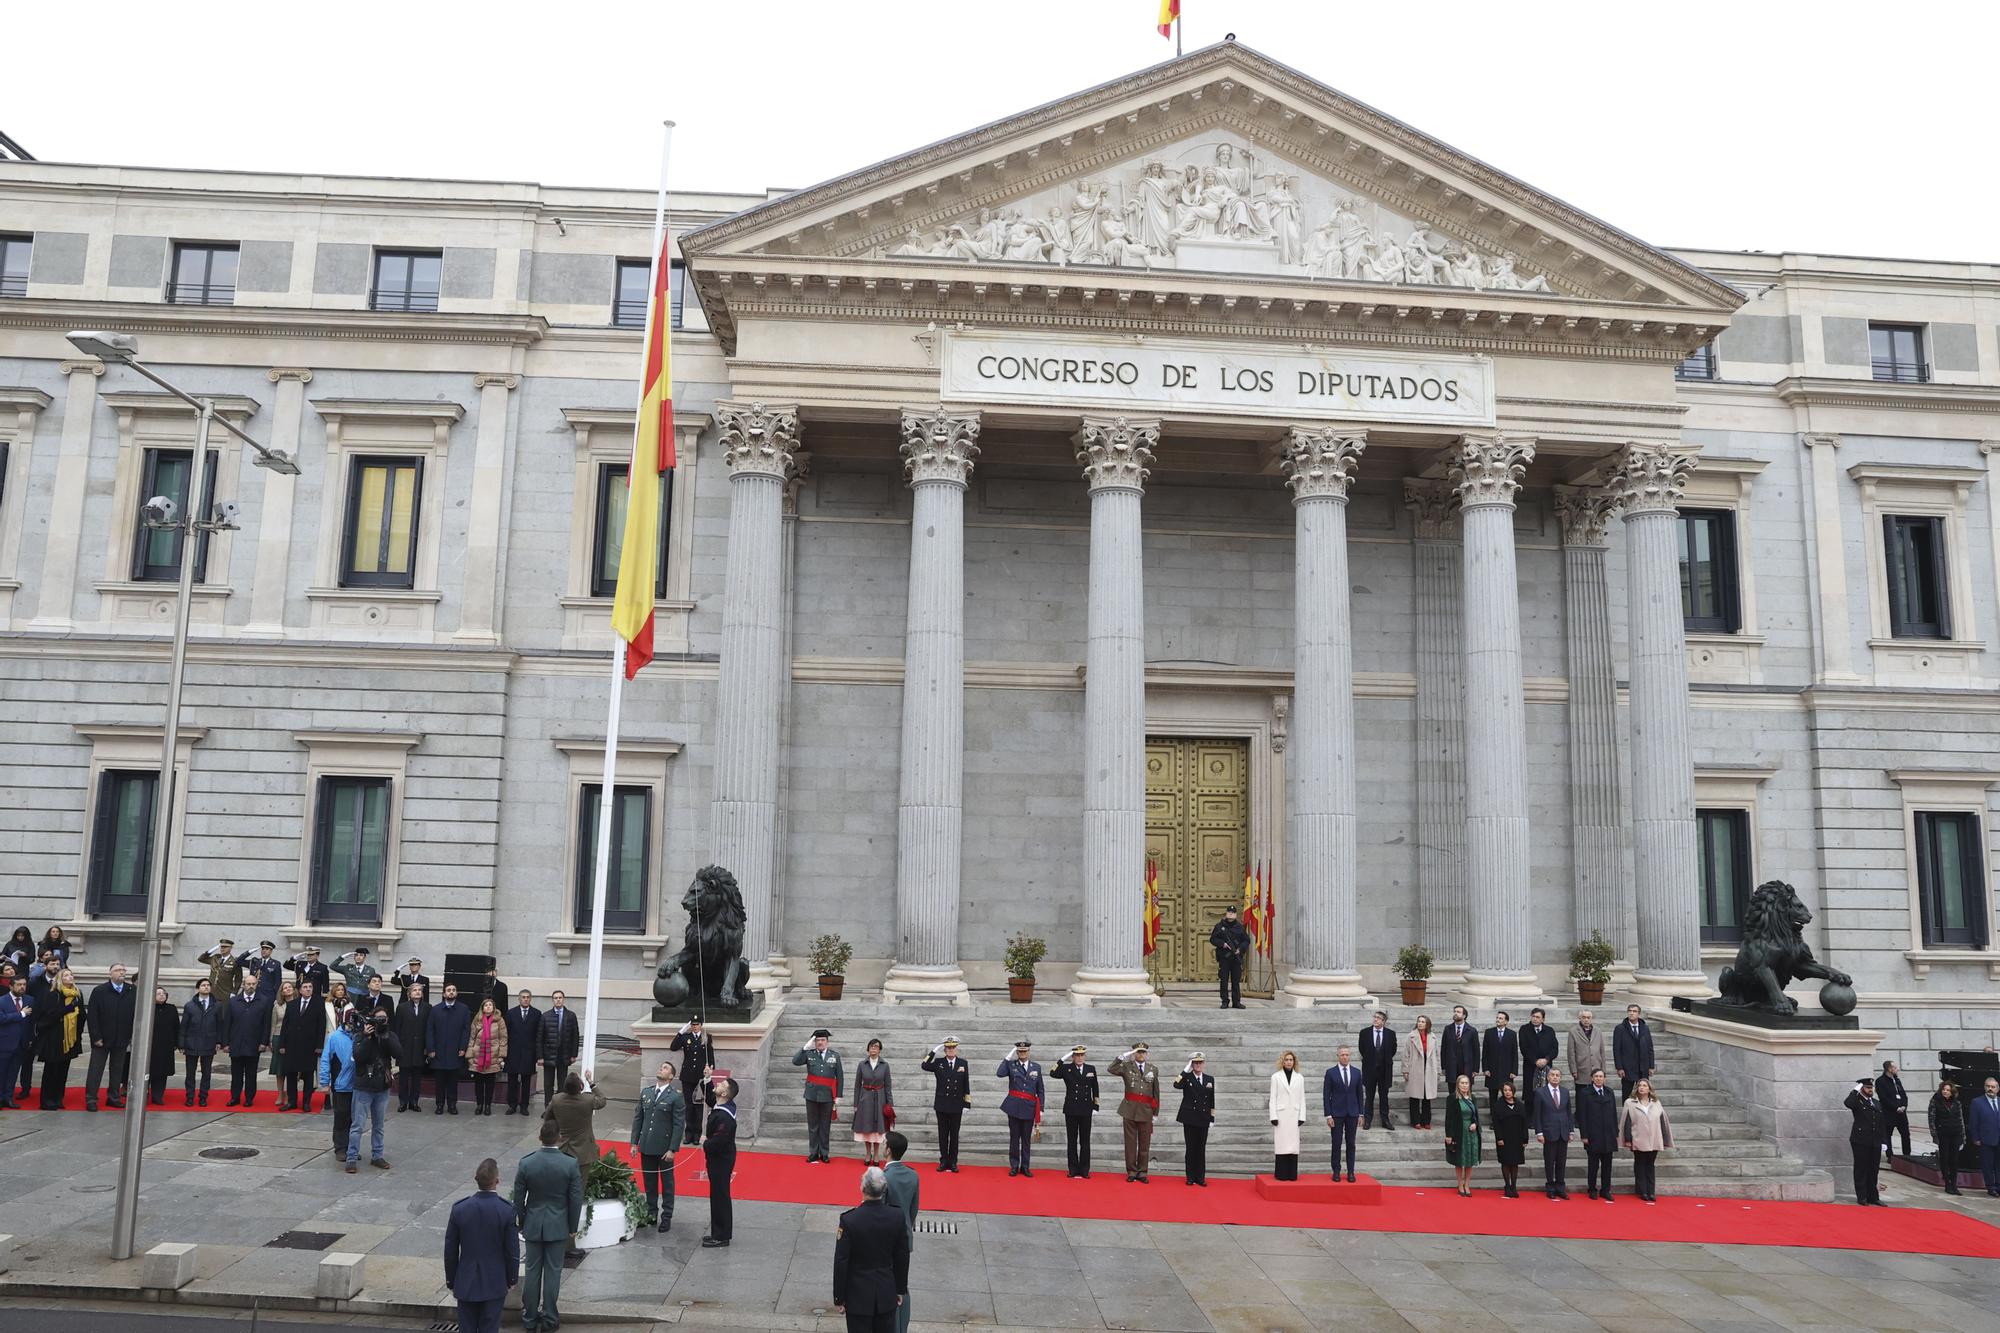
[679,1021,692,1035]
[803,1039,816,1052]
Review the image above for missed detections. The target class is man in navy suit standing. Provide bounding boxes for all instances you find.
[444,1157,520,1333]
[1440,1005,1480,1093]
[1358,1011,1398,1131]
[1532,1067,1576,1199]
[1321,1047,1365,1183]
[1481,1011,1520,1112]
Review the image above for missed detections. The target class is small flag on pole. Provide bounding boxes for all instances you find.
[1260,860,1275,957]
[1157,0,1180,38]
[1240,860,1260,947]
[608,222,679,680]
[1142,857,1163,956]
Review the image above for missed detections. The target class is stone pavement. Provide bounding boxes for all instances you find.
[4,1051,2000,1332]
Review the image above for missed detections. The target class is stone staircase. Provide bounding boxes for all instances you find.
[750,994,1836,1201]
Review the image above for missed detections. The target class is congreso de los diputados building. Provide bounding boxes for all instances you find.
[1,42,1997,1088]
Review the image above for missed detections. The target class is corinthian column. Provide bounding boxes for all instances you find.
[1611,444,1709,999]
[1280,427,1371,1005]
[709,401,801,992]
[1405,480,1468,975]
[1452,434,1544,1002]
[1070,416,1162,1006]
[1555,484,1627,961]
[883,408,979,1006]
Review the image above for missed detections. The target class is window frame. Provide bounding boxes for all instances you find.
[1914,810,1989,950]
[1675,342,1717,381]
[131,445,219,583]
[573,782,652,934]
[1883,512,1950,640]
[166,241,240,306]
[338,454,425,590]
[1677,507,1741,634]
[590,461,672,599]
[613,258,650,329]
[0,233,30,298]
[1868,322,1929,384]
[369,249,443,313]
[85,768,159,920]
[1696,807,1751,945]
[308,774,394,926]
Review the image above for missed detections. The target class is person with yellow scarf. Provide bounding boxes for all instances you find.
[34,968,83,1109]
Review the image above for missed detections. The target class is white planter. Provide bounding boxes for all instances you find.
[576,1200,637,1249]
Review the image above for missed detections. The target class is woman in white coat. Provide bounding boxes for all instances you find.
[1269,1049,1309,1179]
[1403,1013,1442,1129]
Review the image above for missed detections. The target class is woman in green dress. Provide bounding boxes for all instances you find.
[1444,1073,1481,1196]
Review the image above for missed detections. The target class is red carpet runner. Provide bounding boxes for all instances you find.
[26,1087,297,1114]
[602,1144,2000,1260]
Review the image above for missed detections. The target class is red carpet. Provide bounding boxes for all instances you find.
[601,1144,2000,1260]
[24,1087,296,1114]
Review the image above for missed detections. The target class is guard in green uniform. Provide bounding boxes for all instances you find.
[792,1027,844,1162]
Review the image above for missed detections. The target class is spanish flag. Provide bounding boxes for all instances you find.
[609,230,678,679]
[1240,861,1260,946]
[1142,857,1163,956]
[1157,0,1179,38]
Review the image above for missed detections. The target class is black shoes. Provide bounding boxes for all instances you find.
[435,1104,445,1115]
[701,1236,729,1248]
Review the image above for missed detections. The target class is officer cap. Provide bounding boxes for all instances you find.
[218,937,234,948]
[812,1027,832,1038]
[259,940,276,949]
[305,945,321,955]
[1014,1038,1032,1050]
[1070,1044,1087,1056]
[352,946,369,956]
[1189,1051,1206,1062]
[1132,1042,1150,1053]
[941,1037,958,1047]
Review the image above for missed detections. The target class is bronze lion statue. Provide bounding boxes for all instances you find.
[1713,880,1851,1014]
[653,865,751,1010]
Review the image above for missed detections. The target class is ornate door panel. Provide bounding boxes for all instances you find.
[1145,737,1249,983]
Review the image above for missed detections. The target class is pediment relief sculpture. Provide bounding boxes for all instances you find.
[874,134,1553,294]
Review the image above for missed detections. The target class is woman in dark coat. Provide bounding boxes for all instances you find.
[1929,1080,1968,1196]
[34,967,84,1109]
[1489,1080,1531,1198]
[1,927,32,973]
[38,926,71,968]
[146,987,180,1106]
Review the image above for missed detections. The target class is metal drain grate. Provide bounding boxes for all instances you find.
[265,1229,343,1251]
[199,1146,260,1161]
[426,1322,460,1332]
[914,1219,959,1235]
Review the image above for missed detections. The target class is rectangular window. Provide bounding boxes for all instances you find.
[574,784,650,933]
[370,250,442,313]
[590,463,671,598]
[166,242,239,305]
[1884,513,1950,639]
[87,769,158,918]
[1915,810,1988,948]
[1869,323,1928,384]
[132,447,218,582]
[340,456,422,589]
[1697,808,1751,944]
[669,258,690,329]
[1675,343,1717,381]
[1677,508,1740,633]
[0,234,30,297]
[613,259,650,328]
[309,776,391,924]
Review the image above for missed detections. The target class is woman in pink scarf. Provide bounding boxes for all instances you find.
[468,997,508,1116]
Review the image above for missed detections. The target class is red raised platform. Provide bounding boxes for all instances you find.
[1255,1173,1382,1205]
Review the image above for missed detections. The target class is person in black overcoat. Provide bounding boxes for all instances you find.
[1481,1013,1520,1111]
[145,987,180,1105]
[426,983,473,1114]
[1440,1005,1481,1090]
[34,969,84,1109]
[702,1078,740,1247]
[539,992,581,1109]
[1172,1054,1217,1187]
[1576,1067,1621,1200]
[832,1171,910,1333]
[180,978,225,1107]
[223,977,272,1106]
[84,965,138,1111]
[1845,1078,1887,1206]
[277,979,328,1111]
[502,990,542,1116]
[1489,1080,1531,1198]
[393,985,432,1111]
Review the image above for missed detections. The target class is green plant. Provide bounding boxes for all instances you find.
[809,933,853,977]
[1393,944,1434,982]
[582,1153,647,1233]
[1003,933,1048,981]
[1569,930,1615,986]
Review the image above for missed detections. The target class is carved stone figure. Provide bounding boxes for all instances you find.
[1713,881,1854,1015]
[1267,175,1303,266]
[1486,252,1552,292]
[1303,218,1341,277]
[1331,197,1372,279]
[1068,180,1109,262]
[1405,226,1453,285]
[1366,233,1407,284]
[1132,160,1180,255]
[652,865,752,1011]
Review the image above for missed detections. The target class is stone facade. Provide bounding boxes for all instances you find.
[0,44,1996,1071]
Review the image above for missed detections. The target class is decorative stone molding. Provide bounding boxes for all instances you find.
[1073,415,1158,492]
[1448,434,1531,509]
[266,367,314,384]
[716,400,802,479]
[1402,479,1461,539]
[1799,431,1841,451]
[1279,426,1365,501]
[1609,443,1696,515]
[58,359,105,377]
[1270,693,1289,753]
[782,451,814,515]
[1552,484,1622,547]
[472,372,520,391]
[899,407,981,486]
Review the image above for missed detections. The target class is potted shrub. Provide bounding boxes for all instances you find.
[1394,944,1434,1006]
[577,1154,644,1248]
[810,933,853,1001]
[1004,932,1047,1003]
[1569,930,1614,1006]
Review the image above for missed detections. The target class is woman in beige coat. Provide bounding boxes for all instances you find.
[1618,1077,1674,1203]
[1402,1014,1441,1129]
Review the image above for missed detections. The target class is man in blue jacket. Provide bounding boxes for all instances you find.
[0,974,31,1108]
[1532,1066,1576,1199]
[223,975,272,1106]
[319,1010,358,1164]
[445,1156,519,1333]
[1321,1046,1365,1182]
[1969,1075,2000,1198]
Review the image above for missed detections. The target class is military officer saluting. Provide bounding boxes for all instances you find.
[330,947,379,995]
[996,1039,1046,1178]
[197,938,243,1000]
[235,940,283,1002]
[1050,1043,1101,1178]
[792,1027,844,1163]
[919,1037,971,1173]
[1109,1042,1162,1183]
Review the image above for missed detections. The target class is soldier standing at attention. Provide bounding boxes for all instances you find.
[918,1037,970,1172]
[996,1039,1045,1177]
[1050,1043,1100,1178]
[1209,906,1250,1009]
[1172,1052,1217,1187]
[793,1027,843,1163]
[1109,1042,1161,1183]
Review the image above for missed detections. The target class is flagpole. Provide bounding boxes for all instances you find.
[581,118,676,1077]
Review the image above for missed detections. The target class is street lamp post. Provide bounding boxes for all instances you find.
[65,331,300,1261]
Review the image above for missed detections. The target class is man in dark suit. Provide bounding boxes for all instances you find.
[278,978,327,1112]
[0,975,31,1108]
[180,977,224,1107]
[1520,1007,1559,1093]
[223,975,272,1106]
[427,983,472,1115]
[1048,1042,1099,1178]
[1875,1061,1911,1163]
[670,1017,715,1143]
[920,1037,972,1172]
[1971,1076,2000,1198]
[84,963,137,1111]
[1358,1010,1398,1130]
[444,1157,519,1333]
[881,1132,921,1333]
[503,990,542,1116]
[1440,1005,1480,1092]
[1576,1067,1620,1201]
[1613,1004,1656,1100]
[539,990,580,1108]
[832,1166,910,1333]
[1845,1077,1887,1205]
[513,1119,584,1331]
[1481,1011,1520,1111]
[1321,1047,1365,1182]
[1532,1066,1576,1199]
[703,1077,740,1247]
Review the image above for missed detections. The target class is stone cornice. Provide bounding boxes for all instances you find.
[1776,375,2000,415]
[0,387,55,413]
[101,390,261,420]
[0,297,550,348]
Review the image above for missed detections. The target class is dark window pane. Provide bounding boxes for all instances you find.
[1916,810,1987,948]
[312,776,390,924]
[1677,509,1738,633]
[1675,343,1716,381]
[372,251,441,312]
[669,259,686,329]
[575,784,649,932]
[1698,808,1750,944]
[89,769,158,918]
[1884,514,1949,639]
[0,235,29,295]
[1869,323,1928,383]
[614,259,650,328]
[133,448,217,582]
[168,243,238,305]
[591,462,672,599]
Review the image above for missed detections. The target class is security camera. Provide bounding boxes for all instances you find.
[140,495,179,528]
[211,499,241,529]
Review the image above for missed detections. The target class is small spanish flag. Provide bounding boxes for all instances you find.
[1240,861,1260,947]
[1157,0,1179,38]
[1142,857,1163,956]
[609,228,678,679]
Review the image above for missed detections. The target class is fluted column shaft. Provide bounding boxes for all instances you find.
[1614,445,1708,996]
[1071,417,1161,1005]
[710,403,800,988]
[1453,435,1542,1000]
[1407,482,1468,968]
[1281,428,1369,1004]
[1556,487,1627,959]
[885,409,979,1004]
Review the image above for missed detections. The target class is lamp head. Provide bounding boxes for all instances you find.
[66,330,139,362]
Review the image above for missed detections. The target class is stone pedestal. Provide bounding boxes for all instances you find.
[143,1242,197,1290]
[633,1007,782,1139]
[316,1252,366,1300]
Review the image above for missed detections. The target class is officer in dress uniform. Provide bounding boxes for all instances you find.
[670,1018,715,1145]
[1108,1042,1162,1183]
[330,947,379,995]
[235,940,283,1002]
[287,946,331,1001]
[1172,1052,1217,1187]
[197,938,242,1000]
[1050,1043,1101,1178]
[918,1037,970,1172]
[995,1039,1045,1178]
[792,1028,844,1163]
[832,1167,909,1333]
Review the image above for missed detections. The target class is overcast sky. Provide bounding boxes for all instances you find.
[7,1,1993,262]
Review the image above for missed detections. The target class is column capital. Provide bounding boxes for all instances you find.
[473,372,520,391]
[1449,434,1533,509]
[58,359,105,378]
[1280,426,1366,502]
[1609,443,1696,516]
[717,400,802,480]
[1074,416,1158,492]
[1979,439,2000,457]
[1553,484,1622,548]
[1800,431,1842,451]
[266,367,314,384]
[1402,479,1461,539]
[781,451,813,516]
[899,407,981,487]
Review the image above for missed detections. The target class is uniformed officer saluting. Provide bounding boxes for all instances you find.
[1050,1043,1101,1178]
[996,1039,1046,1177]
[1109,1042,1162,1183]
[792,1027,844,1163]
[919,1037,970,1172]
[1172,1051,1217,1187]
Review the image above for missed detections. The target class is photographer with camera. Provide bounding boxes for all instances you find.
[345,1006,403,1173]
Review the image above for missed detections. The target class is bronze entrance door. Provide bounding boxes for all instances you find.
[1144,737,1250,985]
